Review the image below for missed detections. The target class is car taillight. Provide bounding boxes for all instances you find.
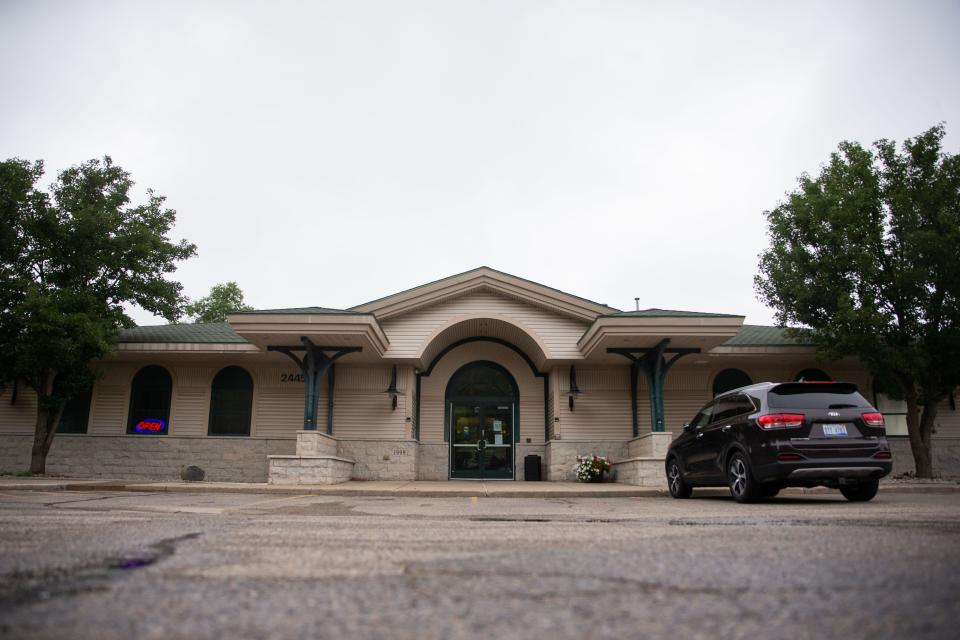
[757,413,805,429]
[873,451,892,459]
[862,412,885,427]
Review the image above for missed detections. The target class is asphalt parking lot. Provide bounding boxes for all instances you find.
[1,490,958,640]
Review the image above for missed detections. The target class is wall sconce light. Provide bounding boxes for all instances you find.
[567,365,582,411]
[384,364,399,410]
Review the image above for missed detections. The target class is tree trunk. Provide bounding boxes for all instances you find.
[905,391,935,478]
[28,372,64,475]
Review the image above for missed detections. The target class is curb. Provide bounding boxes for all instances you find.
[2,479,958,497]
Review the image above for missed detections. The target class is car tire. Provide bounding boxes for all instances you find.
[667,459,693,499]
[759,484,781,499]
[839,479,879,502]
[728,452,759,503]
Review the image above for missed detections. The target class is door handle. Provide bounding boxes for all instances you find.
[696,432,704,439]
[722,426,732,432]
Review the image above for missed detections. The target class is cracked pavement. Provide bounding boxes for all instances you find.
[1,490,958,639]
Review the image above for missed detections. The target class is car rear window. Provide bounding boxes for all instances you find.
[768,382,873,409]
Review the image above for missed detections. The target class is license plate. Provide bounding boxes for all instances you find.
[822,423,848,437]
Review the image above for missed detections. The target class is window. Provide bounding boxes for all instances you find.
[712,368,753,396]
[127,365,172,434]
[208,366,253,436]
[446,362,516,400]
[873,378,908,436]
[690,403,714,429]
[711,394,755,423]
[794,368,831,382]
[57,388,92,434]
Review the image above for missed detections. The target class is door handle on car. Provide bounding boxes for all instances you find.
[722,425,732,432]
[695,431,704,439]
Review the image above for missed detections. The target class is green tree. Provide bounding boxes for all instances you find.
[183,281,253,323]
[0,157,196,474]
[756,125,960,478]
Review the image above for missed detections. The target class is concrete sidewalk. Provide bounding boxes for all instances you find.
[1,476,958,497]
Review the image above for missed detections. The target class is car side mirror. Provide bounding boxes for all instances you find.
[682,422,694,432]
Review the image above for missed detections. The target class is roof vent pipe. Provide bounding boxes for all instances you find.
[634,297,639,311]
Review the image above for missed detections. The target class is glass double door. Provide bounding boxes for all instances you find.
[450,402,514,479]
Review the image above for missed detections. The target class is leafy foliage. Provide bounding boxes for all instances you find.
[183,281,253,323]
[0,156,196,472]
[755,125,960,476]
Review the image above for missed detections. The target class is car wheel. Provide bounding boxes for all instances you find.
[759,484,781,499]
[667,459,693,499]
[839,479,879,502]
[727,452,759,503]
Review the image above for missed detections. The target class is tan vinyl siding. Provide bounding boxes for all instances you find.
[380,290,589,360]
[253,366,303,438]
[935,397,960,438]
[326,364,408,440]
[0,385,38,433]
[168,366,215,436]
[419,342,545,444]
[556,366,633,440]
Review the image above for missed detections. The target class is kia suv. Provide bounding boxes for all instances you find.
[665,381,892,503]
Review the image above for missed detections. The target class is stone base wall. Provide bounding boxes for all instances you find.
[417,444,448,480]
[0,434,295,482]
[544,440,629,481]
[612,458,667,488]
[337,439,417,480]
[267,455,354,484]
[889,437,960,479]
[627,432,674,458]
[297,431,338,456]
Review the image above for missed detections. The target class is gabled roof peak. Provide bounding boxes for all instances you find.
[349,266,619,321]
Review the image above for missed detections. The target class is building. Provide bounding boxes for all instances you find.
[1,267,957,482]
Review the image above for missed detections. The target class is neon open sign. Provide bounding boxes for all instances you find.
[134,419,167,433]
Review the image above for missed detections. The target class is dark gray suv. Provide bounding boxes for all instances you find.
[665,381,893,503]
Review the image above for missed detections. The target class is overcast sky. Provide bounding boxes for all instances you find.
[2,0,958,326]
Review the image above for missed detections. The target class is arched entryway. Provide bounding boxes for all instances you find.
[446,361,519,479]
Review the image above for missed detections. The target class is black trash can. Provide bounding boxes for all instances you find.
[524,454,542,481]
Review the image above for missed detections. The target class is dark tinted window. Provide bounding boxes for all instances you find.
[128,365,172,434]
[690,403,714,428]
[711,394,755,422]
[769,383,871,409]
[58,388,92,434]
[447,362,516,400]
[209,366,253,436]
[713,369,753,396]
[794,368,831,382]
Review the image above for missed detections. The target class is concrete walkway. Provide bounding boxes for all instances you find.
[1,476,957,497]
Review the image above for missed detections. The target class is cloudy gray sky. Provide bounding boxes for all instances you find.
[2,0,958,326]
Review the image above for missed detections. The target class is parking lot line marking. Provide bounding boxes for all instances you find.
[222,494,314,512]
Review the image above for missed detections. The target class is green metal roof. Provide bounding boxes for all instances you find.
[234,306,366,315]
[118,322,248,344]
[606,308,744,318]
[722,324,814,347]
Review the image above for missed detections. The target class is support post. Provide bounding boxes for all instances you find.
[326,362,336,435]
[609,340,699,433]
[268,338,361,432]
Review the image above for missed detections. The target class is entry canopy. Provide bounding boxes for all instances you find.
[578,311,745,360]
[227,308,389,358]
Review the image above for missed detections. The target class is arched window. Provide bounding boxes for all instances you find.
[712,368,753,396]
[794,368,831,382]
[58,388,92,434]
[446,361,517,401]
[127,365,172,434]
[208,366,253,436]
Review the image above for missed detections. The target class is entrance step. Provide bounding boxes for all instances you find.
[267,455,355,485]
